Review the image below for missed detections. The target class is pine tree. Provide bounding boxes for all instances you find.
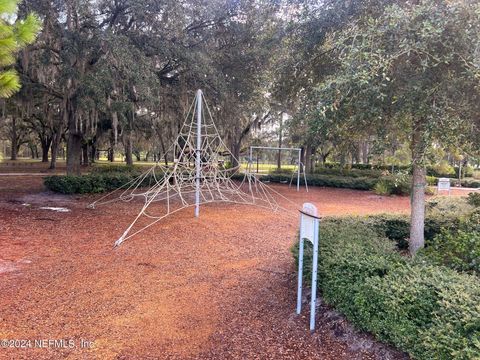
[0,0,41,98]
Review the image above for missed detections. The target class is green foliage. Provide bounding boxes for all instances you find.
[458,178,480,188]
[373,172,411,196]
[90,164,141,174]
[0,0,41,98]
[269,167,294,175]
[292,219,480,359]
[467,193,480,207]
[336,197,476,250]
[261,173,377,190]
[373,180,391,196]
[426,197,475,221]
[422,211,480,275]
[428,161,455,177]
[426,176,437,186]
[424,186,435,196]
[314,167,384,178]
[44,169,160,194]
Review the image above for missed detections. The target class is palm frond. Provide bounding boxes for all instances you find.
[0,0,19,15]
[14,13,42,45]
[0,68,20,98]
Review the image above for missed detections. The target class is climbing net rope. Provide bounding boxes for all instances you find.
[89,90,293,246]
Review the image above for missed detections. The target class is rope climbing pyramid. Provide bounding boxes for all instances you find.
[89,90,290,246]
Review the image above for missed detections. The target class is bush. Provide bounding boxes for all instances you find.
[90,164,141,174]
[373,172,411,196]
[292,219,480,359]
[426,175,437,186]
[355,263,480,359]
[459,178,480,188]
[373,180,391,195]
[44,171,160,194]
[422,210,480,275]
[428,161,455,177]
[260,173,377,190]
[314,167,384,178]
[467,192,480,207]
[339,198,475,250]
[269,167,294,175]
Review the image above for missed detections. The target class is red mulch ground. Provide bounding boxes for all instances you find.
[0,173,473,359]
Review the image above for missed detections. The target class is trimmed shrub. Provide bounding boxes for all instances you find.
[260,173,377,190]
[373,172,411,196]
[269,167,294,175]
[359,197,475,249]
[314,167,384,178]
[44,171,160,194]
[292,219,480,359]
[355,263,480,359]
[459,178,480,188]
[422,210,480,275]
[426,175,437,186]
[373,179,391,195]
[467,192,480,207]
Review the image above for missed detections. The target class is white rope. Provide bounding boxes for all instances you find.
[89,91,298,246]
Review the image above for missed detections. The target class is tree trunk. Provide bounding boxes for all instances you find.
[82,143,89,166]
[361,141,369,164]
[29,143,38,159]
[409,120,427,255]
[40,138,51,162]
[409,164,426,255]
[66,97,82,175]
[90,143,96,164]
[108,148,114,162]
[108,130,115,162]
[124,131,133,166]
[277,113,283,170]
[310,148,315,172]
[49,129,62,170]
[305,144,312,174]
[133,150,141,162]
[231,142,241,168]
[67,133,82,175]
[11,117,17,160]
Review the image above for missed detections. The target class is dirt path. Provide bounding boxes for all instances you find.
[0,177,417,359]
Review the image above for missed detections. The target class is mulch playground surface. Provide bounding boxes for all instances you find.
[0,173,469,359]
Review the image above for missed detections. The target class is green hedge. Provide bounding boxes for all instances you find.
[292,219,480,359]
[314,167,384,178]
[351,197,476,250]
[90,164,141,174]
[44,172,157,194]
[458,178,480,188]
[258,173,377,190]
[421,210,480,275]
[321,163,474,178]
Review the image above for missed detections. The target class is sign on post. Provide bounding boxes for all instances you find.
[437,177,451,195]
[296,203,320,331]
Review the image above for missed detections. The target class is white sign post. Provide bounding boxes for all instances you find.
[296,203,320,331]
[437,177,451,195]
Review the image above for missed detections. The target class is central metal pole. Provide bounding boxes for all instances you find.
[297,151,301,192]
[195,89,202,218]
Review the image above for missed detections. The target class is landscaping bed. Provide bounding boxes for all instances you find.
[293,197,480,359]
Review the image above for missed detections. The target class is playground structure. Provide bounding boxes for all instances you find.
[88,90,292,246]
[247,146,308,192]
